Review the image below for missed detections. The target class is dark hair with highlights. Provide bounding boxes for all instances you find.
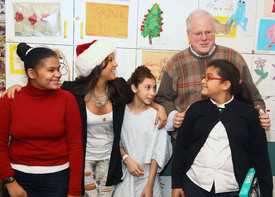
[208,59,253,106]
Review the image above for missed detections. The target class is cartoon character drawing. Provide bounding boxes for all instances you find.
[266,24,275,50]
[227,0,248,32]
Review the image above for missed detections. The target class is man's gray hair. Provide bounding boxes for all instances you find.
[186,9,215,31]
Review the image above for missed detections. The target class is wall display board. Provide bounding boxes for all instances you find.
[5,0,74,45]
[74,0,138,48]
[5,43,74,88]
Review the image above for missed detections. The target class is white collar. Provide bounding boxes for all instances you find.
[210,95,234,109]
[189,45,216,57]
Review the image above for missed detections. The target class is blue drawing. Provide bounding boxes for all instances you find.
[227,0,248,32]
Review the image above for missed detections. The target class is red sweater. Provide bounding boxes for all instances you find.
[0,82,83,196]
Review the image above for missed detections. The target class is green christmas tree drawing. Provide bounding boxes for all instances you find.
[141,3,163,45]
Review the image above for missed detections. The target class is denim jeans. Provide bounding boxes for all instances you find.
[4,168,70,197]
[84,159,114,197]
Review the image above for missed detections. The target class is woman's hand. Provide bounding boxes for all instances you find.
[140,184,153,197]
[6,181,28,197]
[1,85,22,99]
[124,156,144,176]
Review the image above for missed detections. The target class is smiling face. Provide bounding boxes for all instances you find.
[100,53,118,82]
[28,56,61,90]
[201,66,227,100]
[187,13,215,56]
[131,77,157,106]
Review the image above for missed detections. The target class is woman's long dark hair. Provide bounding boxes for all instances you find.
[208,60,254,106]
[70,56,124,105]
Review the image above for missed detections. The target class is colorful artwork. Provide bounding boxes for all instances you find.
[140,3,163,45]
[257,19,275,51]
[85,2,129,38]
[262,0,275,18]
[254,57,269,86]
[13,2,61,36]
[266,24,275,49]
[227,0,248,31]
[214,16,235,37]
[142,50,177,83]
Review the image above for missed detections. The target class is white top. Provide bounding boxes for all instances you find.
[85,107,114,161]
[186,96,239,193]
[113,106,172,197]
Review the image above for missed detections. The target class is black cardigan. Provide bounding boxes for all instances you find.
[61,77,132,195]
[172,98,273,196]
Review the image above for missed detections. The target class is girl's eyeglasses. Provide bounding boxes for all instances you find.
[202,75,226,82]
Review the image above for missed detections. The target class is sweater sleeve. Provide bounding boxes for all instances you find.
[0,96,14,181]
[171,107,193,188]
[64,93,83,196]
[155,72,178,115]
[248,109,273,196]
[241,65,265,110]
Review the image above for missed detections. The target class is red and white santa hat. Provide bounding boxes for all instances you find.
[75,39,117,77]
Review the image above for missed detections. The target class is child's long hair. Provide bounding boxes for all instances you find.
[128,65,155,87]
[208,60,254,106]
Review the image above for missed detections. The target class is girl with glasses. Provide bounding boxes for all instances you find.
[172,59,272,197]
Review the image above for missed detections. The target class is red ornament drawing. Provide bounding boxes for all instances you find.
[15,12,23,22]
[28,14,37,25]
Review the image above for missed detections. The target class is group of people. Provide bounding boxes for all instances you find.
[0,8,273,197]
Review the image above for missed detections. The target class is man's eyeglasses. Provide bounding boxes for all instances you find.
[191,30,214,39]
[202,75,226,82]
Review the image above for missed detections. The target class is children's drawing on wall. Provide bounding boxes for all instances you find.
[254,57,269,86]
[140,3,163,45]
[226,0,248,32]
[52,49,70,84]
[262,0,275,18]
[142,50,177,83]
[85,2,129,38]
[214,16,235,37]
[13,2,61,37]
[257,19,275,51]
[251,55,275,92]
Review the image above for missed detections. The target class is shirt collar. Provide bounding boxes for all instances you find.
[189,44,216,58]
[210,95,234,109]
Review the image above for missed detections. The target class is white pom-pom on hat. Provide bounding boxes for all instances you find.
[75,39,117,77]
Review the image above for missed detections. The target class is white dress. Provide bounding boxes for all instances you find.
[113,105,172,197]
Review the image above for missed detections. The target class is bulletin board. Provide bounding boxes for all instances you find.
[5,0,74,45]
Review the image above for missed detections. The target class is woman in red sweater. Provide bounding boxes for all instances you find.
[0,43,83,197]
